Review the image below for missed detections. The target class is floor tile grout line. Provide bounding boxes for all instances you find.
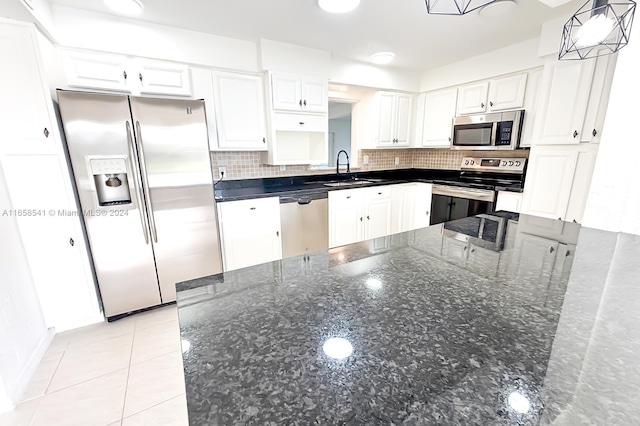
[120,325,137,421]
[43,350,66,395]
[121,391,187,421]
[130,347,182,367]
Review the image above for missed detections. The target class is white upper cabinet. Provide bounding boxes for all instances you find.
[457,82,489,115]
[0,22,56,154]
[519,68,543,148]
[580,54,617,144]
[457,73,528,115]
[213,71,268,150]
[270,73,328,113]
[487,73,528,112]
[62,50,192,97]
[190,67,219,150]
[136,60,191,96]
[376,91,413,147]
[532,59,596,145]
[421,88,457,148]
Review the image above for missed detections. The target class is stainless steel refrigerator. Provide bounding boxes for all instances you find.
[57,90,222,319]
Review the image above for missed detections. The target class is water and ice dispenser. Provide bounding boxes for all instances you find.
[90,158,132,206]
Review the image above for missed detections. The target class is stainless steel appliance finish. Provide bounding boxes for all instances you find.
[451,110,524,150]
[460,156,527,174]
[280,195,328,258]
[443,213,509,252]
[57,91,223,319]
[432,185,496,202]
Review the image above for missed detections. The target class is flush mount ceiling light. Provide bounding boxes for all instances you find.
[478,0,517,17]
[104,0,144,16]
[318,0,361,13]
[371,52,396,65]
[425,0,499,15]
[559,0,636,60]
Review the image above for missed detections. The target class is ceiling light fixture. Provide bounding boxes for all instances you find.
[371,52,396,65]
[104,0,144,16]
[478,0,517,18]
[318,0,361,14]
[559,0,636,60]
[425,0,499,15]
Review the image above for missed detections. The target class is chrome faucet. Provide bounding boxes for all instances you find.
[336,150,350,175]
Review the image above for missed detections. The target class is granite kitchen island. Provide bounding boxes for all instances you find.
[176,212,640,425]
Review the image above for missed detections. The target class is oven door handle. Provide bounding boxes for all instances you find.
[432,185,496,202]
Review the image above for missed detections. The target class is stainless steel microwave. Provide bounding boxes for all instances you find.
[451,110,524,150]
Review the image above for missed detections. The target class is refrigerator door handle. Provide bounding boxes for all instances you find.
[126,121,150,245]
[135,121,159,244]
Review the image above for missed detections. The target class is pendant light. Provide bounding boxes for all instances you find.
[425,0,499,15]
[559,0,636,60]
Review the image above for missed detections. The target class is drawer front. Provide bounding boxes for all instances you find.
[367,185,393,200]
[219,197,279,223]
[328,188,363,205]
[272,112,327,132]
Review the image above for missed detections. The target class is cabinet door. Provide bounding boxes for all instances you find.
[191,68,219,150]
[394,94,412,146]
[271,73,302,111]
[468,244,500,277]
[137,61,192,96]
[457,82,489,115]
[422,88,457,148]
[487,73,527,112]
[0,23,57,154]
[413,183,433,229]
[213,72,268,150]
[377,92,396,146]
[496,191,523,213]
[580,54,616,143]
[301,77,328,113]
[519,68,543,148]
[62,50,131,92]
[391,184,416,234]
[522,147,578,220]
[532,59,595,145]
[329,190,363,248]
[219,197,282,271]
[441,237,469,265]
[364,198,392,240]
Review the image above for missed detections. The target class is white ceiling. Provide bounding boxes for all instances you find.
[49,0,584,71]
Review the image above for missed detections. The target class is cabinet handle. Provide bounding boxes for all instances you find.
[43,128,49,138]
[69,238,74,247]
[573,130,578,138]
[360,217,363,222]
[262,137,266,144]
[549,246,555,253]
[471,248,475,253]
[481,102,485,109]
[448,137,452,142]
[299,99,302,106]
[250,207,256,210]
[346,196,351,199]
[303,100,307,106]
[489,101,494,107]
[276,231,280,237]
[464,246,467,251]
[123,70,127,80]
[367,215,370,220]
[139,73,143,82]
[592,129,597,137]
[426,211,429,216]
[378,192,382,195]
[299,122,305,126]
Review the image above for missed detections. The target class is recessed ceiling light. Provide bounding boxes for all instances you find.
[104,0,144,16]
[478,0,516,18]
[371,52,396,65]
[318,0,360,14]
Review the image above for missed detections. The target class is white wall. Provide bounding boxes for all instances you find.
[582,38,640,236]
[330,57,421,92]
[260,39,331,78]
[329,117,352,161]
[419,38,545,92]
[50,5,260,72]
[0,163,52,411]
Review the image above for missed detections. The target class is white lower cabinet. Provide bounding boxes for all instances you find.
[218,197,282,271]
[496,191,523,213]
[413,183,433,229]
[329,189,364,248]
[363,187,392,240]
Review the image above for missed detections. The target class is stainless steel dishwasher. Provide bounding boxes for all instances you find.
[280,193,328,258]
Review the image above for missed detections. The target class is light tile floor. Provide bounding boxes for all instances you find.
[0,306,188,426]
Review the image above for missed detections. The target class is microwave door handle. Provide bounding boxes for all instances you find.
[490,122,498,147]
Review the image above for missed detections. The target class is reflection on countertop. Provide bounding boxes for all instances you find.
[176,213,640,425]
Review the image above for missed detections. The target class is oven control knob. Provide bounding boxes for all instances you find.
[464,160,470,165]
[508,161,514,166]
[515,161,521,166]
[502,161,507,166]
[470,160,475,165]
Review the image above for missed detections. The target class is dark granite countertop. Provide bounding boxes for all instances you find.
[177,213,639,425]
[213,168,524,202]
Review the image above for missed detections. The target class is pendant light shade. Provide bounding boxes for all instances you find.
[559,0,636,60]
[425,0,499,15]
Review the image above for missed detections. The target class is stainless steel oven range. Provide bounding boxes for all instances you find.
[430,156,526,225]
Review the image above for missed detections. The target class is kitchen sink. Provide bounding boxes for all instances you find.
[323,180,372,187]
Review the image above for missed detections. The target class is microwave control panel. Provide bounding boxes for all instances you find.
[461,157,527,174]
[495,121,514,146]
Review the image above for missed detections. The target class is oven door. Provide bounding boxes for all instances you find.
[430,185,496,225]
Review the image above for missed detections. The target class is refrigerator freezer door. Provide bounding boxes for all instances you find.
[57,90,161,317]
[130,97,223,302]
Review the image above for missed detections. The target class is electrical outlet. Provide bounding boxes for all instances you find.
[280,165,286,171]
[363,155,369,165]
[218,167,226,178]
[395,157,400,166]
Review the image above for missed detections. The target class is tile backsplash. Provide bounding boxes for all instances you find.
[211,149,529,180]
